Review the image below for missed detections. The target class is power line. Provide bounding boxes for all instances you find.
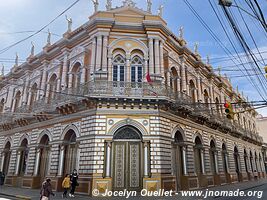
[0,0,81,55]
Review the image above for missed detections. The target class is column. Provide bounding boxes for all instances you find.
[182,146,187,175]
[56,78,61,92]
[225,153,229,173]
[159,41,164,78]
[148,38,154,74]
[108,56,112,81]
[27,91,32,106]
[197,75,202,102]
[144,142,149,177]
[15,151,21,175]
[75,145,80,172]
[58,145,65,176]
[5,86,15,111]
[68,73,73,89]
[105,142,112,177]
[144,59,148,79]
[22,76,30,105]
[200,149,205,174]
[96,35,102,71]
[180,57,186,92]
[34,148,41,176]
[61,53,69,90]
[91,37,96,73]
[40,66,48,97]
[0,153,5,172]
[214,151,218,174]
[45,83,50,101]
[154,39,160,75]
[126,53,131,82]
[102,36,108,71]
[81,66,87,84]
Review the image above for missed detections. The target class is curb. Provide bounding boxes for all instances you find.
[0,192,31,200]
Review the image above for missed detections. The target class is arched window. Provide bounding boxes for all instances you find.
[63,130,78,176]
[71,62,82,89]
[234,146,241,181]
[18,138,29,176]
[47,74,57,103]
[210,140,217,174]
[250,151,254,172]
[13,91,21,112]
[204,90,209,108]
[38,134,50,182]
[222,143,228,173]
[194,136,204,174]
[244,149,249,173]
[243,117,247,130]
[189,80,196,103]
[29,83,38,110]
[0,98,4,113]
[170,67,178,93]
[215,97,220,114]
[113,55,125,82]
[2,141,11,175]
[131,56,143,83]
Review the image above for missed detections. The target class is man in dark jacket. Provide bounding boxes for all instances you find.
[40,178,55,200]
[69,169,78,197]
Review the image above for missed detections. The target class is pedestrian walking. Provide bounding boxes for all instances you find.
[69,169,79,197]
[62,174,71,198]
[40,178,55,200]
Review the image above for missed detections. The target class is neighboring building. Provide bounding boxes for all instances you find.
[0,1,265,195]
[256,115,267,173]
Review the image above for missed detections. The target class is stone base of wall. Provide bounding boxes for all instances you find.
[92,177,111,196]
[213,174,221,186]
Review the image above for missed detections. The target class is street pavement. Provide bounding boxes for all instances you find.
[0,178,267,200]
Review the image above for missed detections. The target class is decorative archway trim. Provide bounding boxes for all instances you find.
[171,125,186,142]
[37,129,53,144]
[108,118,148,137]
[60,124,80,141]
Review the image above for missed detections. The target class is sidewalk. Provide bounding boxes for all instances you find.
[0,178,266,200]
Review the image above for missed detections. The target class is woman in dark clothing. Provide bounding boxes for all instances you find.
[40,178,55,200]
[69,169,79,197]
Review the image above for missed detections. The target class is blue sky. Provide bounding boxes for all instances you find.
[0,0,267,115]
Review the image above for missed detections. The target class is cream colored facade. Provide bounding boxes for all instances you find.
[0,1,265,195]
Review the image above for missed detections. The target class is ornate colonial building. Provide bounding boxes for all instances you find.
[0,0,265,195]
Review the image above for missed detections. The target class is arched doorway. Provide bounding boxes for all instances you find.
[189,80,196,103]
[244,149,250,179]
[222,143,228,173]
[63,130,78,175]
[1,141,11,176]
[234,146,241,182]
[16,138,29,177]
[194,136,204,175]
[173,130,186,191]
[112,126,142,191]
[209,140,217,175]
[249,151,254,174]
[37,134,50,186]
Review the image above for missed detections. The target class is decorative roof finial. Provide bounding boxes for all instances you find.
[158,5,164,17]
[92,0,99,12]
[47,29,51,45]
[147,0,152,13]
[1,64,4,76]
[123,0,136,7]
[236,85,239,93]
[179,26,184,39]
[65,15,72,32]
[206,55,210,65]
[15,53,19,67]
[194,42,199,54]
[30,41,35,56]
[106,0,112,11]
[218,66,221,76]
